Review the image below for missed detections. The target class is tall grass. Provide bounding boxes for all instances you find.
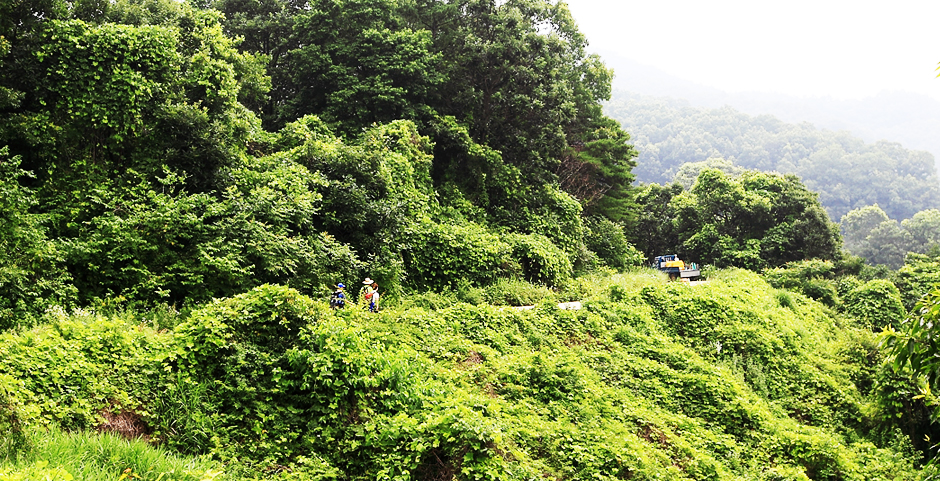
[0,428,222,481]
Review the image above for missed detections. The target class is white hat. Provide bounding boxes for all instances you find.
[362,278,374,284]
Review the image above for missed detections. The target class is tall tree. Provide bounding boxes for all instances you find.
[647,169,841,269]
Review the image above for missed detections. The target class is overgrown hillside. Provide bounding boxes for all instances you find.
[0,270,927,479]
[1,0,938,479]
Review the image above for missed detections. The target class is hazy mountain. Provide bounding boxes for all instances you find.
[597,49,940,169]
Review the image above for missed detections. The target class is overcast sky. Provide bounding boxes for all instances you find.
[563,0,940,102]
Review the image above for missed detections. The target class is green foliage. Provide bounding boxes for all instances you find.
[481,278,556,307]
[0,375,31,461]
[763,259,839,307]
[401,218,508,290]
[882,286,940,460]
[894,253,940,311]
[1,428,222,481]
[0,1,931,477]
[523,185,585,257]
[842,206,940,269]
[843,280,906,330]
[217,0,638,231]
[0,149,75,329]
[0,271,928,479]
[505,232,572,287]
[163,284,514,477]
[654,169,841,269]
[608,93,940,221]
[3,8,261,193]
[56,162,357,306]
[583,216,646,270]
[0,307,167,431]
[560,116,639,223]
[270,0,443,133]
[672,157,745,189]
[629,182,684,261]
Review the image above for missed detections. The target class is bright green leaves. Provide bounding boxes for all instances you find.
[401,219,508,289]
[162,285,511,475]
[843,279,906,331]
[0,148,75,328]
[34,20,177,154]
[885,288,940,391]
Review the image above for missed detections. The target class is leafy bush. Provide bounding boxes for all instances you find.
[0,308,166,432]
[482,278,555,306]
[583,216,646,270]
[401,219,509,290]
[505,232,572,287]
[524,185,585,256]
[843,280,906,330]
[893,253,940,311]
[763,259,839,307]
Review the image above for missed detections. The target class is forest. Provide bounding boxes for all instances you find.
[605,93,940,222]
[2,0,940,479]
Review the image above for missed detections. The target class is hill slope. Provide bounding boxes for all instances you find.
[0,270,923,479]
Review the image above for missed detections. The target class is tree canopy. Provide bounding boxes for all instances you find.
[0,0,646,317]
[606,93,940,221]
[632,168,842,270]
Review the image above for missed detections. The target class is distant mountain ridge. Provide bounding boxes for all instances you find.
[604,92,940,222]
[597,50,940,168]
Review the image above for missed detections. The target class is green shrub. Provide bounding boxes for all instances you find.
[505,232,572,287]
[843,279,906,330]
[837,276,864,299]
[763,260,839,307]
[482,278,555,306]
[401,219,509,290]
[524,185,584,256]
[893,253,940,311]
[583,216,645,270]
[0,308,165,432]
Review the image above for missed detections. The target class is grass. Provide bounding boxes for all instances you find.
[0,427,222,481]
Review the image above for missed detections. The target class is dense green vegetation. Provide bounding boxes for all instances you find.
[1,0,939,478]
[631,169,841,271]
[0,0,644,325]
[605,93,940,222]
[1,271,933,480]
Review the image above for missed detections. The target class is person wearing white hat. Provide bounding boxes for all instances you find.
[359,278,375,310]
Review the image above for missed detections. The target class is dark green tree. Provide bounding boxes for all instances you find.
[670,169,840,269]
[629,182,683,261]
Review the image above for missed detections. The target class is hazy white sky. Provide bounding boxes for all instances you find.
[563,0,940,101]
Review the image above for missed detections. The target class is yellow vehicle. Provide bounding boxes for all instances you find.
[653,254,701,281]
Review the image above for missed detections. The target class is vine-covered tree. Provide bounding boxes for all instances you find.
[209,0,638,229]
